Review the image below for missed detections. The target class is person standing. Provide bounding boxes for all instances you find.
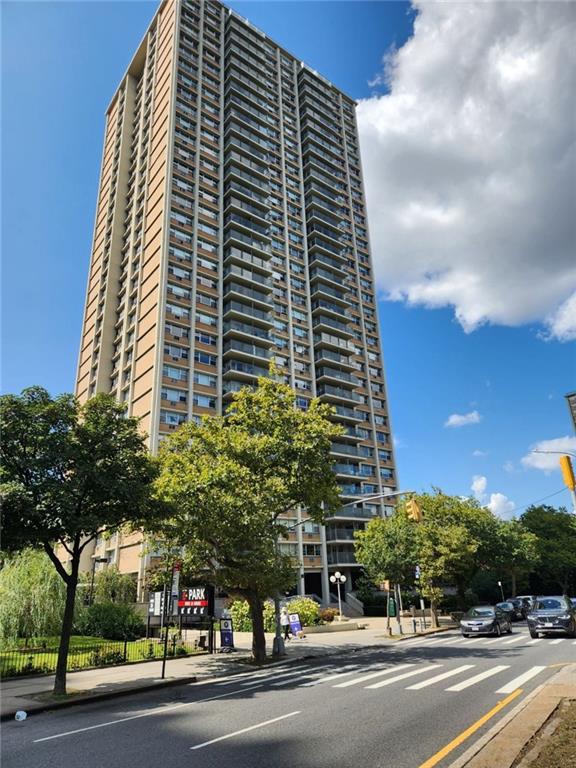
[280,607,291,640]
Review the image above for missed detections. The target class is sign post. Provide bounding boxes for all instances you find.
[220,618,234,651]
[288,612,302,638]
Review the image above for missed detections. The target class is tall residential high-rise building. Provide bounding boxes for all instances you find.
[76,0,397,602]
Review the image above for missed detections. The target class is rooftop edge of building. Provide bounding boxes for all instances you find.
[105,0,357,116]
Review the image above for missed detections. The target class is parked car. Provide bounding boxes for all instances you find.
[460,606,513,637]
[496,601,517,622]
[516,595,536,618]
[526,596,576,638]
[504,598,526,621]
[570,598,576,609]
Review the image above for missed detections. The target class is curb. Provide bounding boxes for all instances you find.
[1,675,197,722]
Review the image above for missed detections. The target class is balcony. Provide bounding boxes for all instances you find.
[224,281,271,309]
[318,385,362,404]
[224,245,271,273]
[223,319,273,343]
[312,316,353,337]
[314,349,356,369]
[223,360,269,379]
[331,405,363,422]
[223,338,271,361]
[310,282,350,305]
[224,228,271,256]
[316,367,359,387]
[223,264,272,290]
[326,551,360,566]
[223,300,273,326]
[332,443,360,457]
[325,528,361,542]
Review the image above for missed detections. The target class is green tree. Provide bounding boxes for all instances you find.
[521,505,576,594]
[90,566,137,605]
[152,374,342,663]
[493,519,539,597]
[0,549,66,645]
[0,387,161,694]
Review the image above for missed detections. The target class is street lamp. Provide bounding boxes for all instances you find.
[330,571,347,620]
[497,580,505,602]
[89,557,108,606]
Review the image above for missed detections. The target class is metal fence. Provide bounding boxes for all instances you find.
[0,635,203,679]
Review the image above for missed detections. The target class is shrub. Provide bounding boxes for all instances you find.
[228,600,276,632]
[286,597,320,627]
[76,602,144,641]
[319,608,337,623]
[88,648,125,667]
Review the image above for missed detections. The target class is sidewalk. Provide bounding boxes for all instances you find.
[448,663,576,768]
[0,616,452,720]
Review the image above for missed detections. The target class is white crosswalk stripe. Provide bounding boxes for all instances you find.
[231,666,312,687]
[334,663,414,689]
[365,664,441,690]
[406,664,475,691]
[501,635,525,645]
[549,639,565,645]
[271,666,335,687]
[299,665,360,687]
[483,636,506,645]
[495,666,547,694]
[446,665,510,692]
[526,638,542,645]
[460,638,485,645]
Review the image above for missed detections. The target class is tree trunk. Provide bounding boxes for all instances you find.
[456,580,466,611]
[247,593,267,664]
[511,572,517,598]
[53,557,79,695]
[430,599,439,628]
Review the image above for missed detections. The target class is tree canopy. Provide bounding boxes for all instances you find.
[152,374,343,662]
[0,387,160,693]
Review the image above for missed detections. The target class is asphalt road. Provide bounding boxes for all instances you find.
[3,626,574,768]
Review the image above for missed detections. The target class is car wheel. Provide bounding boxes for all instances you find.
[462,633,469,638]
[507,624,513,634]
[494,623,502,637]
[569,621,576,639]
[529,630,538,639]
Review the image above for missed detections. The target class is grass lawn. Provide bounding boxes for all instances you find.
[0,635,201,677]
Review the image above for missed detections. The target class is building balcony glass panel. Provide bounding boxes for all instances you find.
[224,246,271,272]
[314,349,355,368]
[223,300,273,326]
[313,332,355,353]
[223,319,273,343]
[224,227,271,256]
[334,463,361,477]
[223,338,271,361]
[224,264,272,290]
[225,164,270,194]
[311,284,350,306]
[325,528,360,542]
[224,281,271,308]
[311,300,351,321]
[312,315,354,337]
[332,443,361,457]
[223,359,269,379]
[317,385,362,403]
[332,405,363,422]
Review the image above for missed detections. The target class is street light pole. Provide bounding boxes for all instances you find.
[330,572,346,620]
[497,580,505,602]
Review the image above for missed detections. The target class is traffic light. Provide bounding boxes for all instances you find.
[406,498,423,522]
[560,455,575,491]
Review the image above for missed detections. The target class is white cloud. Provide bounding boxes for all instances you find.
[445,410,481,428]
[487,493,516,519]
[357,2,576,341]
[471,474,487,501]
[521,435,576,473]
[473,449,488,457]
[503,461,516,474]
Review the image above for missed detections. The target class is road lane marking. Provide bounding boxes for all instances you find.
[238,666,314,686]
[270,666,334,686]
[190,711,300,751]
[365,664,441,689]
[406,665,475,691]
[32,684,266,743]
[549,639,564,645]
[299,665,360,687]
[214,665,310,687]
[418,689,522,768]
[460,638,485,645]
[526,638,542,645]
[495,666,547,694]
[334,663,414,688]
[446,665,510,692]
[501,635,525,645]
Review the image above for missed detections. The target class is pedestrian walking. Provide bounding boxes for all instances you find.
[280,607,291,640]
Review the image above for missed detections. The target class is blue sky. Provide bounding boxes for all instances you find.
[2,1,575,516]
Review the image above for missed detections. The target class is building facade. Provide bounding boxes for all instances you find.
[76,0,397,603]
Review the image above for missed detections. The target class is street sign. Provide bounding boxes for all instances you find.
[289,612,302,636]
[178,585,214,620]
[148,591,164,616]
[220,618,234,648]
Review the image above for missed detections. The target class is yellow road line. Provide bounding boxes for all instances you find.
[418,688,523,768]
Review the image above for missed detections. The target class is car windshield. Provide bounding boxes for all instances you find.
[464,608,494,618]
[535,598,564,610]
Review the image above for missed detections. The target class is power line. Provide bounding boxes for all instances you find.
[512,487,567,515]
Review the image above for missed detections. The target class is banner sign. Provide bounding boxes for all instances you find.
[178,585,214,619]
[220,618,234,648]
[289,612,302,636]
[148,591,165,616]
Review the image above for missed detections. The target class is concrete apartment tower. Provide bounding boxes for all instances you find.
[76,0,397,603]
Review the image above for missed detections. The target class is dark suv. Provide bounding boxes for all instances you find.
[526,596,576,638]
